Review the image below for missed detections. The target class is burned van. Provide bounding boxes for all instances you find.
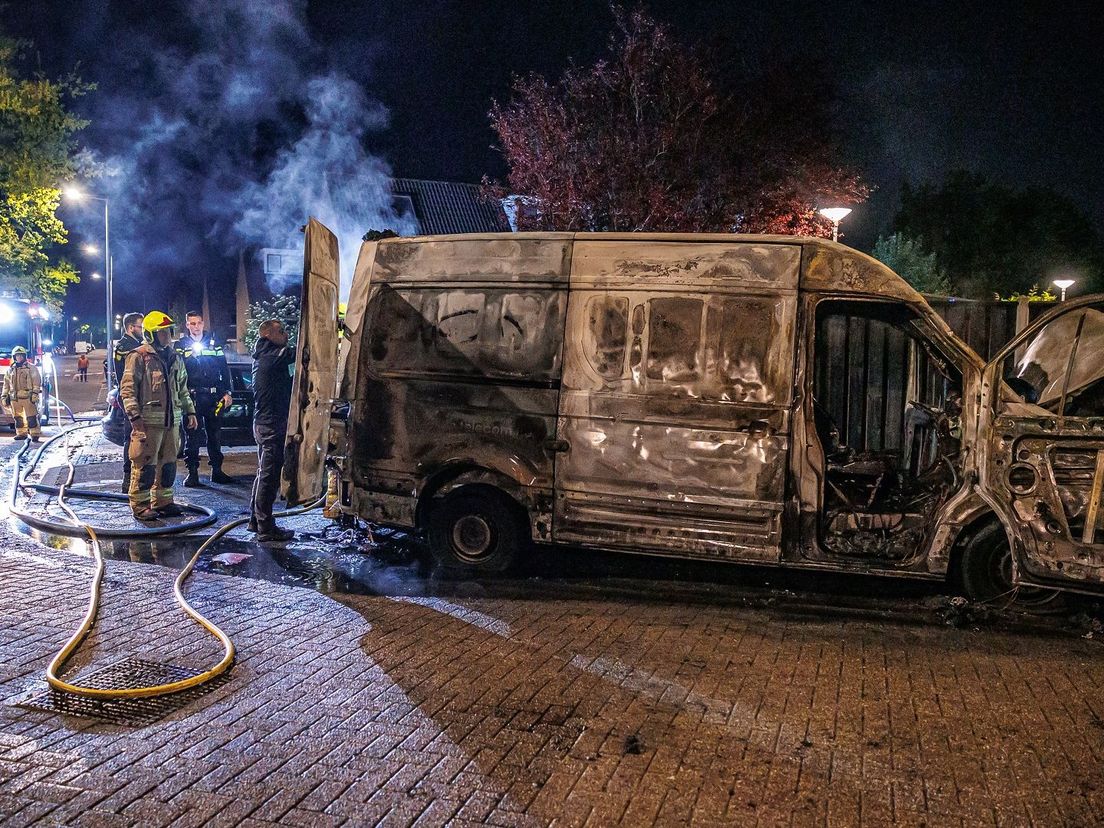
[284,219,1104,601]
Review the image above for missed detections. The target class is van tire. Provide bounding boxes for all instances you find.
[960,523,1014,603]
[959,522,1062,608]
[427,487,523,575]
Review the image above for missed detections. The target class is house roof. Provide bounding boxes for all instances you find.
[390,178,510,235]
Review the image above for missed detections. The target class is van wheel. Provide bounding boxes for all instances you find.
[427,487,523,574]
[960,522,1061,608]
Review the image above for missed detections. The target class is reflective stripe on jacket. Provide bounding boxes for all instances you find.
[3,363,41,400]
[120,344,196,427]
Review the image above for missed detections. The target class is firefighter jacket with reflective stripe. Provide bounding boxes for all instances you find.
[174,334,230,396]
[120,343,195,427]
[3,362,41,401]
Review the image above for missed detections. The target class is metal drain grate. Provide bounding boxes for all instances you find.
[15,657,231,726]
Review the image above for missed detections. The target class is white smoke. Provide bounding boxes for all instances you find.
[235,73,418,295]
[93,0,413,302]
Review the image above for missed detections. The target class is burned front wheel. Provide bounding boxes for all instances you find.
[427,487,524,575]
[959,522,1061,608]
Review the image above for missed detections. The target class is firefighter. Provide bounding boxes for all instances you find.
[2,346,42,441]
[174,311,234,487]
[120,311,197,521]
[112,312,145,492]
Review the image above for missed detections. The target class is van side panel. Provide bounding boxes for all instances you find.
[349,237,571,533]
[554,241,800,561]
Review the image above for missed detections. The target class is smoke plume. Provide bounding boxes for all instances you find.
[85,0,411,304]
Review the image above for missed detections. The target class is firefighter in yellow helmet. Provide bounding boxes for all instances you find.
[2,346,42,441]
[119,312,197,520]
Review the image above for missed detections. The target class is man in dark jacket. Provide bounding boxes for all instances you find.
[249,319,295,542]
[175,311,234,486]
[112,312,145,491]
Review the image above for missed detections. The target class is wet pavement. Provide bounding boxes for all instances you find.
[1,424,1103,826]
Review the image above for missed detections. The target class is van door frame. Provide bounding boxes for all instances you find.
[977,295,1104,592]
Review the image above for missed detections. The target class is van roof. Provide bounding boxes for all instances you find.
[371,231,924,304]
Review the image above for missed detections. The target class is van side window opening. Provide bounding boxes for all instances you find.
[710,298,778,403]
[366,287,562,381]
[436,292,485,353]
[646,297,702,390]
[583,295,629,379]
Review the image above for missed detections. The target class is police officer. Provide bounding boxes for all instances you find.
[175,311,234,486]
[113,312,145,491]
[120,311,197,521]
[2,346,42,441]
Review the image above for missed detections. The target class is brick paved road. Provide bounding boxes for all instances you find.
[1,434,1103,826]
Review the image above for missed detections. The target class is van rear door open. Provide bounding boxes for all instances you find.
[553,239,800,562]
[283,217,341,504]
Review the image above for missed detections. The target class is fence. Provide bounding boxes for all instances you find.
[815,297,1055,455]
[926,296,1055,360]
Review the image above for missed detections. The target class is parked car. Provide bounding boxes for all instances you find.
[101,357,255,446]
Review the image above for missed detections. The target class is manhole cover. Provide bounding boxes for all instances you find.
[15,657,231,726]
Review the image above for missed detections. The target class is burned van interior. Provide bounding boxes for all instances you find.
[812,300,964,561]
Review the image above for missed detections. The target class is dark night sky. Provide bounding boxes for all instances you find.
[4,1,1103,327]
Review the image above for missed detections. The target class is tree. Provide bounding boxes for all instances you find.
[872,233,949,295]
[486,7,867,234]
[0,35,90,311]
[893,171,1104,298]
[244,294,300,353]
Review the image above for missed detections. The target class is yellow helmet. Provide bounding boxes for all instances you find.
[142,311,175,343]
[11,346,27,356]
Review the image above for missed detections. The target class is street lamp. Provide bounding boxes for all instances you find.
[64,185,113,381]
[818,207,852,243]
[90,272,102,281]
[1053,278,1075,302]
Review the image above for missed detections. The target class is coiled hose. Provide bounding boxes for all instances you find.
[8,423,323,698]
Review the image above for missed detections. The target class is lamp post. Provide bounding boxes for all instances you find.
[1052,278,1075,302]
[67,316,77,349]
[818,207,853,243]
[64,186,114,384]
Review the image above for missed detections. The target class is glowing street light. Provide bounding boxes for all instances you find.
[64,184,113,373]
[1053,278,1075,302]
[818,207,852,242]
[90,271,102,281]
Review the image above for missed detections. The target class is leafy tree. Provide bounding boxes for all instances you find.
[486,7,867,235]
[244,294,300,353]
[894,171,1104,298]
[872,233,949,295]
[0,35,90,311]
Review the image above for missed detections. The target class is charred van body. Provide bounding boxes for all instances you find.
[283,220,1104,602]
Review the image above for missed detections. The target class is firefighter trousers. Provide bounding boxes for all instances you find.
[10,399,41,438]
[128,424,180,511]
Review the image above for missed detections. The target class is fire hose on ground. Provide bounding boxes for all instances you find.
[8,422,324,700]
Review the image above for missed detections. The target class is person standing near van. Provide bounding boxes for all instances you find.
[120,311,197,521]
[76,351,89,382]
[113,313,145,491]
[3,346,42,441]
[249,319,295,542]
[175,311,234,487]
